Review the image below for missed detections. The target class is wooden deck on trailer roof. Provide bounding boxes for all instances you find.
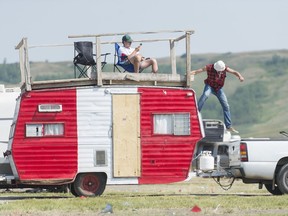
[15,30,195,91]
[29,73,186,90]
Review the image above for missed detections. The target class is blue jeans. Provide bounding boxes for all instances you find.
[198,84,232,128]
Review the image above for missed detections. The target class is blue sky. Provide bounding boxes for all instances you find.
[1,0,287,63]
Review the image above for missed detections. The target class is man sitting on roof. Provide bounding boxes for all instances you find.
[118,34,158,73]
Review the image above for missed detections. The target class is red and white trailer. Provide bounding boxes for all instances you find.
[1,32,247,196]
[1,32,209,196]
[4,85,203,196]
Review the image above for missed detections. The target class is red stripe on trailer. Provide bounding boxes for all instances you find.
[12,89,78,181]
[138,88,202,184]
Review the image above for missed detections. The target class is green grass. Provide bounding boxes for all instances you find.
[0,179,288,215]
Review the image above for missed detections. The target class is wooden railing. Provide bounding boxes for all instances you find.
[15,30,195,91]
[15,38,32,91]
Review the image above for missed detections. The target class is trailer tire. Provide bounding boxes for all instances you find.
[73,173,106,197]
[264,184,283,195]
[277,163,288,194]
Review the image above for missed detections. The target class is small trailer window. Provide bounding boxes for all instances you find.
[153,113,190,135]
[94,150,107,166]
[26,123,64,137]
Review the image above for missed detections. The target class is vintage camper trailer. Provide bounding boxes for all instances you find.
[0,30,208,196]
[6,85,202,196]
[0,30,247,196]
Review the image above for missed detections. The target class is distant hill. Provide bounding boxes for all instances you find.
[1,49,288,138]
[186,50,288,138]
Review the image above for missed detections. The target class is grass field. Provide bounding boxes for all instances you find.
[0,178,288,216]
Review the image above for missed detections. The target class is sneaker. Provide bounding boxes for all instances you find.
[227,127,239,134]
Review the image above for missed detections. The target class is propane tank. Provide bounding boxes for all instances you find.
[199,151,214,171]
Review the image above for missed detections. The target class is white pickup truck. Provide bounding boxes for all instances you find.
[193,120,288,195]
[240,132,288,195]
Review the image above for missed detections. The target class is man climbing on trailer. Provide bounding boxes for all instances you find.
[190,60,244,133]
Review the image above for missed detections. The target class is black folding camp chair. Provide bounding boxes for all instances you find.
[74,41,110,78]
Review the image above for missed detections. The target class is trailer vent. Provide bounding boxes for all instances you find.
[38,104,62,112]
[95,150,107,166]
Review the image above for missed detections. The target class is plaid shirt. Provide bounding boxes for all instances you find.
[204,64,227,92]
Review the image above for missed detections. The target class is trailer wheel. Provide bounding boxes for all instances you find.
[264,184,283,195]
[277,163,288,194]
[73,173,106,197]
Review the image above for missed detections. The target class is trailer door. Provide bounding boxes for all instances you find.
[112,94,140,177]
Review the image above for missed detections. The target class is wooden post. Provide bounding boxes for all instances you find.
[169,40,177,75]
[95,36,102,86]
[18,44,25,85]
[16,38,32,91]
[24,38,32,91]
[185,31,191,88]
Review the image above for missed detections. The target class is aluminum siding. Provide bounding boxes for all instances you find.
[138,87,202,184]
[11,89,78,181]
[76,87,139,184]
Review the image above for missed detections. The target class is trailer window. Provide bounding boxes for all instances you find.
[26,123,64,137]
[153,113,190,135]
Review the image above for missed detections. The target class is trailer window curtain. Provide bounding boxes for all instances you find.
[153,113,190,135]
[154,114,173,134]
[44,124,64,136]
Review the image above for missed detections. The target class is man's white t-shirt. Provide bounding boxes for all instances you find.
[118,46,139,64]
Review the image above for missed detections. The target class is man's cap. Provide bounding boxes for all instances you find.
[122,34,133,43]
[214,60,226,72]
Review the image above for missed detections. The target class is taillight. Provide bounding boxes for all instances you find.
[240,142,248,162]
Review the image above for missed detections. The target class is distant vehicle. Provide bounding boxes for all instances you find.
[0,85,20,156]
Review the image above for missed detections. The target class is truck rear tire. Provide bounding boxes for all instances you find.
[264,184,283,195]
[277,164,288,194]
[73,173,106,197]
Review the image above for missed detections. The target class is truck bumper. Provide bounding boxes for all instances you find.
[241,162,276,180]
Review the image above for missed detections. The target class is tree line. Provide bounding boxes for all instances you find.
[1,53,287,128]
[0,63,21,84]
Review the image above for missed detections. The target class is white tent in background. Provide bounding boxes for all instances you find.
[0,85,20,158]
